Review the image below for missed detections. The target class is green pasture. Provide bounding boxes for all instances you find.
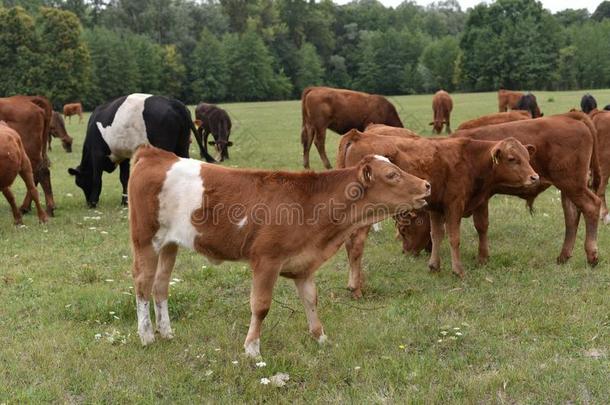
[1,90,609,403]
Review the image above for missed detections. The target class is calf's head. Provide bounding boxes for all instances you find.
[490,138,539,188]
[208,138,233,161]
[394,210,431,255]
[355,155,431,215]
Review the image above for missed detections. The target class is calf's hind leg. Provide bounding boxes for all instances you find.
[153,243,178,339]
[313,126,332,169]
[294,275,326,343]
[558,192,580,264]
[132,244,159,345]
[2,188,23,225]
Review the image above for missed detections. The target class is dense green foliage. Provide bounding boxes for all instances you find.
[1,0,610,107]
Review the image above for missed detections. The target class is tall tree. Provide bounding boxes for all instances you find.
[190,29,229,102]
[294,42,324,95]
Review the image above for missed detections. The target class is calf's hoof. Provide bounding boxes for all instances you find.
[477,255,489,266]
[244,338,261,358]
[156,327,174,340]
[139,329,155,346]
[452,268,465,279]
[556,253,571,264]
[19,206,31,215]
[46,206,55,217]
[317,334,328,345]
[87,201,97,209]
[121,196,128,206]
[587,252,599,267]
[428,262,440,273]
[347,286,362,300]
[38,214,49,224]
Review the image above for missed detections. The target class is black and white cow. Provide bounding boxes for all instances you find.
[195,102,233,161]
[68,94,215,208]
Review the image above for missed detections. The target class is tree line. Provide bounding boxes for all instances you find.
[1,0,610,109]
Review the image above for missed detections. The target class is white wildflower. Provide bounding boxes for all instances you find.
[256,361,267,368]
[260,378,271,385]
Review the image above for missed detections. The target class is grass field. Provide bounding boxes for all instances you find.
[1,90,609,403]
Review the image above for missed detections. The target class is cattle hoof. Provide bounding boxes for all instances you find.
[88,202,97,209]
[452,269,465,279]
[347,286,362,299]
[317,334,328,345]
[46,207,55,217]
[477,256,489,266]
[19,207,31,215]
[244,338,261,358]
[587,253,599,267]
[157,328,174,340]
[556,254,571,264]
[139,330,156,346]
[428,262,440,273]
[121,197,128,206]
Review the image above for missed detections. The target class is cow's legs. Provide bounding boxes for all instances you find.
[567,189,600,266]
[119,160,130,206]
[445,211,465,277]
[473,203,489,265]
[313,127,332,169]
[301,125,314,169]
[345,225,371,299]
[153,243,178,339]
[428,211,445,272]
[558,192,580,263]
[37,165,55,217]
[445,117,452,134]
[2,188,23,225]
[294,275,326,343]
[132,244,159,345]
[19,156,48,224]
[598,173,609,224]
[244,259,279,358]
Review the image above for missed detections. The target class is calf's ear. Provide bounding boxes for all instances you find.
[526,144,536,158]
[68,167,80,176]
[227,141,234,146]
[490,145,501,165]
[358,164,373,186]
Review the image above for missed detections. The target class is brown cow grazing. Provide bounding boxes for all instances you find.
[128,145,430,356]
[457,111,531,131]
[589,109,610,223]
[338,128,539,297]
[301,86,403,169]
[0,122,48,225]
[0,96,55,216]
[397,113,602,267]
[430,90,453,134]
[498,88,524,112]
[63,102,83,123]
[49,112,73,153]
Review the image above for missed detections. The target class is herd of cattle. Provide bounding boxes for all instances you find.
[1,87,610,358]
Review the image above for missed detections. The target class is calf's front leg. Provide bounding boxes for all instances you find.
[473,203,489,265]
[445,211,465,278]
[428,211,445,272]
[153,243,178,339]
[294,275,326,344]
[345,225,371,299]
[244,258,280,358]
[132,245,159,345]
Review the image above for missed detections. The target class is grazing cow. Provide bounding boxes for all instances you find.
[581,94,598,114]
[498,88,524,112]
[394,211,431,255]
[338,128,539,296]
[515,93,543,118]
[0,95,55,216]
[63,102,83,123]
[301,86,403,169]
[128,145,430,356]
[397,113,602,267]
[457,111,531,131]
[68,94,214,208]
[589,109,610,223]
[430,90,453,134]
[194,103,232,161]
[49,112,73,153]
[0,122,47,225]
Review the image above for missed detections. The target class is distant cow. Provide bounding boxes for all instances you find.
[0,122,47,225]
[68,94,214,208]
[397,113,602,267]
[49,112,73,153]
[338,127,538,296]
[301,86,403,169]
[515,93,543,118]
[430,90,453,134]
[457,111,531,131]
[63,102,83,123]
[498,88,524,112]
[0,95,55,216]
[194,103,232,161]
[581,94,598,114]
[128,145,430,356]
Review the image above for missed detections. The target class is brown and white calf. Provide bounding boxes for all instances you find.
[128,145,430,357]
[0,122,47,225]
[337,128,539,297]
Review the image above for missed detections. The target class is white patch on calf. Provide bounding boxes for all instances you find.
[137,296,155,345]
[154,299,174,339]
[97,93,152,162]
[374,155,391,163]
[153,158,204,252]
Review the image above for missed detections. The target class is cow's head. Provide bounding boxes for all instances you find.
[50,112,73,152]
[429,120,445,134]
[208,138,233,161]
[68,166,96,208]
[490,138,539,188]
[356,155,431,214]
[394,210,431,256]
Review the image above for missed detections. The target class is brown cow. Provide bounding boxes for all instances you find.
[49,111,73,153]
[338,128,539,297]
[589,109,610,223]
[301,86,403,169]
[128,145,430,356]
[63,102,83,123]
[457,111,531,131]
[397,113,602,267]
[0,96,55,216]
[498,88,524,112]
[430,90,453,134]
[0,122,47,225]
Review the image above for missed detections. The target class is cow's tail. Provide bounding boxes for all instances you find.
[301,87,315,148]
[571,111,601,193]
[28,96,53,169]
